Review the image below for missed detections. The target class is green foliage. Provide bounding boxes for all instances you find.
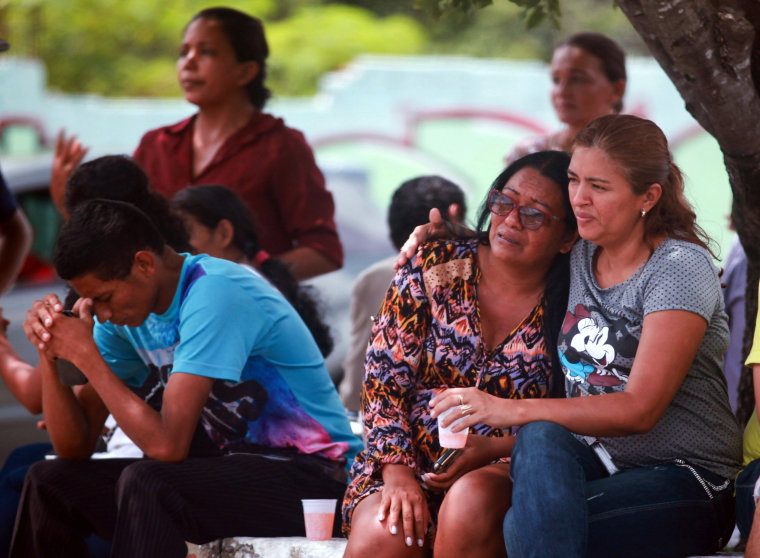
[421,0,645,62]
[412,0,493,19]
[509,0,561,28]
[3,0,257,96]
[2,0,425,98]
[1,0,646,97]
[414,0,560,27]
[267,5,426,96]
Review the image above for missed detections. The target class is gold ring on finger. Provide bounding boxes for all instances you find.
[460,404,473,416]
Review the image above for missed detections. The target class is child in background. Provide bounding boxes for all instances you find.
[170,184,333,358]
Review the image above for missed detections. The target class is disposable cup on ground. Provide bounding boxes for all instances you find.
[437,406,469,448]
[301,499,337,540]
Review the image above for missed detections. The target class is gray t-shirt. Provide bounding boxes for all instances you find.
[558,237,741,479]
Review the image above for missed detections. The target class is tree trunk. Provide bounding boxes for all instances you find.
[616,0,760,423]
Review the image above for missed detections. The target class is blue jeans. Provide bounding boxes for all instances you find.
[503,422,735,558]
[735,456,760,539]
[0,442,52,558]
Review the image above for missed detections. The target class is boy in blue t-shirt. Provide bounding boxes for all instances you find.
[12,198,360,557]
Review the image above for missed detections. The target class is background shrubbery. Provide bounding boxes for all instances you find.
[0,0,647,98]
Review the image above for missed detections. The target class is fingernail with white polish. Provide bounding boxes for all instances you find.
[377,512,384,521]
[418,539,424,547]
[406,537,412,547]
[390,525,397,535]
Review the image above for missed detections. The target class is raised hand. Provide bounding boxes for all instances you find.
[51,129,89,217]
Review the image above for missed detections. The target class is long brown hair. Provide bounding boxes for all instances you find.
[573,114,715,256]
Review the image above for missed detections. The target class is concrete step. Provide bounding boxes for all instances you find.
[186,537,347,558]
[186,524,743,557]
[186,537,744,558]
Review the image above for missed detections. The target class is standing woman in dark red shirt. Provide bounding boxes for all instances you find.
[52,7,342,280]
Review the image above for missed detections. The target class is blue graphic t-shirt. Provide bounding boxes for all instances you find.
[93,254,361,469]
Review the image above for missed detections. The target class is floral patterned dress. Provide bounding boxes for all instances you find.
[341,238,555,534]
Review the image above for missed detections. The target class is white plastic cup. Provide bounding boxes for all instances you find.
[301,499,337,540]
[437,405,469,448]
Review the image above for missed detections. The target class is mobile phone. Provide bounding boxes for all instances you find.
[433,448,461,473]
[56,310,88,386]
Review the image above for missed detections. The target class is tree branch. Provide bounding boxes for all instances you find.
[616,0,760,155]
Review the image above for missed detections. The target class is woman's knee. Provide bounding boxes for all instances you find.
[438,466,511,541]
[344,494,426,558]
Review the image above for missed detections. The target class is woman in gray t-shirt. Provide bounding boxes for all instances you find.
[431,114,741,557]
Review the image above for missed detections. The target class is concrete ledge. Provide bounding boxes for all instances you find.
[186,537,742,558]
[187,537,347,558]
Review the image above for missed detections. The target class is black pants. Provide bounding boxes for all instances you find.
[10,453,347,558]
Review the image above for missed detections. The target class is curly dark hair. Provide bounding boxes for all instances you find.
[65,155,190,253]
[388,176,466,250]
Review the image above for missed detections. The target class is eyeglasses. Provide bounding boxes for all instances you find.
[487,189,561,230]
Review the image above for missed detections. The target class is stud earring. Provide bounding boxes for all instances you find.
[641,209,647,218]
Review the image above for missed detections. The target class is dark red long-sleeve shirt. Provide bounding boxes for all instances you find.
[133,112,343,267]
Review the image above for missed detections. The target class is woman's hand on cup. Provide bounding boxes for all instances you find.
[51,129,89,217]
[378,464,429,548]
[430,387,510,430]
